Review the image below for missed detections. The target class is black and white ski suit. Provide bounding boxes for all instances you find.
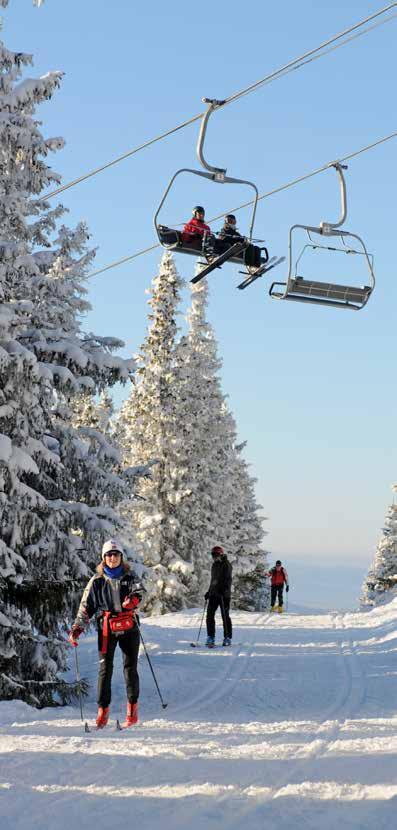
[217,224,262,268]
[206,555,233,640]
[74,564,142,707]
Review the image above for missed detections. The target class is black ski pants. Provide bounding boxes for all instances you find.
[214,238,262,268]
[206,595,232,639]
[97,625,140,707]
[271,585,284,607]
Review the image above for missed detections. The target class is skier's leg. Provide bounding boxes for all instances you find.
[270,585,277,609]
[97,626,117,707]
[220,597,232,639]
[206,596,219,639]
[253,245,262,268]
[278,586,284,607]
[119,626,140,703]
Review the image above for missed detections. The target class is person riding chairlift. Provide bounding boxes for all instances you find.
[181,206,212,248]
[218,214,262,269]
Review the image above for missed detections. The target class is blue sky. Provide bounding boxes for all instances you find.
[4,1,397,602]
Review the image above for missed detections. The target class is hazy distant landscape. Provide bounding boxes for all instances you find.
[282,559,367,611]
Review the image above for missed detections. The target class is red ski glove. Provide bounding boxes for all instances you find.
[122,595,140,610]
[68,625,83,647]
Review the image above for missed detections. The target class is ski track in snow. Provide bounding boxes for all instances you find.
[1,603,397,830]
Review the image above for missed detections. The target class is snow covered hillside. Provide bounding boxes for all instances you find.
[1,601,397,829]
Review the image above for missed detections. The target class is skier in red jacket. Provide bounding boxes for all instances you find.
[265,560,289,613]
[180,206,213,247]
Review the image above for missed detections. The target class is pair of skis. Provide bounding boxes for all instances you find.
[190,242,285,288]
[84,718,135,733]
[190,642,232,649]
[237,255,286,290]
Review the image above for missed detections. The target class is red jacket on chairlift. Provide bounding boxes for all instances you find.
[181,217,212,245]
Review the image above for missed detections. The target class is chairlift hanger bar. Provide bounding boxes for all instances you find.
[42,4,397,202]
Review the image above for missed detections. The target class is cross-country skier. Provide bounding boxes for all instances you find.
[205,545,233,646]
[68,539,143,729]
[265,559,289,612]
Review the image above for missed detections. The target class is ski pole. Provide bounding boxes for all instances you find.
[134,616,168,709]
[190,601,207,647]
[74,648,90,733]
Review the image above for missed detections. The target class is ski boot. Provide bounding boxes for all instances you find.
[122,702,138,728]
[278,606,283,613]
[206,635,215,648]
[271,606,276,612]
[96,706,110,729]
[222,637,232,647]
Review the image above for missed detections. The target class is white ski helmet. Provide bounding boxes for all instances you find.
[102,539,124,560]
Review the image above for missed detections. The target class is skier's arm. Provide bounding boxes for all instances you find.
[217,560,230,595]
[283,568,289,586]
[122,579,145,609]
[73,576,97,630]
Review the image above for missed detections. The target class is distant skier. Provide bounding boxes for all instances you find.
[265,560,289,612]
[68,540,143,729]
[205,545,233,646]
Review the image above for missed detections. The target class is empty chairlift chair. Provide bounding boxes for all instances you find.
[269,162,375,310]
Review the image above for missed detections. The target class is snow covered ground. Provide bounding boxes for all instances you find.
[1,600,397,830]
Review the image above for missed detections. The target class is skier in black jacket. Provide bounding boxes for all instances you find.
[68,539,143,729]
[205,545,233,647]
[217,214,262,269]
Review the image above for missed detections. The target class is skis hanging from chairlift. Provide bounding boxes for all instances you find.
[269,162,375,310]
[154,98,283,286]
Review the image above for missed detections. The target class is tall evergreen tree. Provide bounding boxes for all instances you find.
[361,486,397,608]
[0,42,142,706]
[172,277,269,606]
[229,442,270,610]
[115,253,195,614]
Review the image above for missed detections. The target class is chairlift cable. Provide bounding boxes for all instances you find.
[42,3,397,202]
[86,129,397,279]
[211,130,397,221]
[224,5,397,107]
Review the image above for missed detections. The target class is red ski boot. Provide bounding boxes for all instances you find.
[96,706,110,729]
[122,702,138,728]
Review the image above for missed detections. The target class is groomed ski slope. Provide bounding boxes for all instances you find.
[1,600,397,830]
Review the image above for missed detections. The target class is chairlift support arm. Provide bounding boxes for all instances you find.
[320,162,348,234]
[197,98,227,179]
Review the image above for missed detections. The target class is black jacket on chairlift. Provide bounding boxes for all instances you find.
[218,223,245,244]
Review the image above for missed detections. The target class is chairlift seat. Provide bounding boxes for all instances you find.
[158,225,267,267]
[269,276,372,310]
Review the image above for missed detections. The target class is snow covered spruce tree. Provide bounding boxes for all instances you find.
[229,442,270,611]
[115,253,195,614]
[0,43,141,706]
[172,276,269,606]
[361,486,397,608]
